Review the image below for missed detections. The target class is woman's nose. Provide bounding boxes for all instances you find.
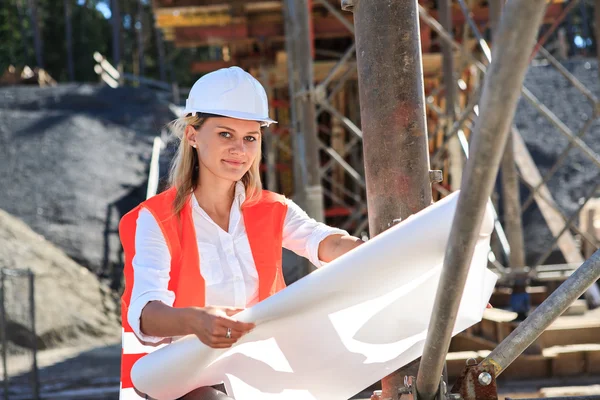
[230,139,245,154]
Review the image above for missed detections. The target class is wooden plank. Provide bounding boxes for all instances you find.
[156,11,232,28]
[490,286,548,307]
[544,344,600,377]
[512,128,584,265]
[483,308,519,322]
[541,384,600,398]
[535,309,600,347]
[449,333,497,352]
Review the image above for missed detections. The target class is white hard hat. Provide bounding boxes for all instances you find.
[183,66,277,127]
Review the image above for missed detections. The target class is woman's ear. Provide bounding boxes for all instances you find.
[185,125,198,148]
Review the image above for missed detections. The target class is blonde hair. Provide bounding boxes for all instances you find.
[167,114,263,216]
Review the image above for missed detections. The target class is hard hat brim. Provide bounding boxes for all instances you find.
[182,108,277,127]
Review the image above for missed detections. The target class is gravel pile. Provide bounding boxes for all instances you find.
[0,84,175,288]
[513,58,600,265]
[0,208,120,353]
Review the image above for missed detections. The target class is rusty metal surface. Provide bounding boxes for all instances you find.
[353,0,432,233]
[450,363,498,400]
[351,0,432,397]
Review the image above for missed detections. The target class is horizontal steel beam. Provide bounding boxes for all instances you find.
[481,248,600,376]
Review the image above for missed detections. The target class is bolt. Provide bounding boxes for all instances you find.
[341,0,354,12]
[478,372,492,386]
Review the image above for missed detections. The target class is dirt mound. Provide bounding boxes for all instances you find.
[0,84,175,288]
[0,208,120,352]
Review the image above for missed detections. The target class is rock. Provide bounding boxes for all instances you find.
[0,209,120,352]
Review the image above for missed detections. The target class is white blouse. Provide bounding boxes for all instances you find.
[128,182,348,343]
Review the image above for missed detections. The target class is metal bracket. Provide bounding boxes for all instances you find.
[449,360,498,400]
[371,376,454,400]
[341,0,354,12]
[429,170,443,183]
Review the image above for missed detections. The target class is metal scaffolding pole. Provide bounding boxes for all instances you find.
[596,0,600,80]
[283,0,325,223]
[490,0,526,271]
[440,0,463,191]
[346,0,432,397]
[415,1,548,398]
[481,248,600,376]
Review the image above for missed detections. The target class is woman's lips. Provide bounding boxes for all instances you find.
[222,159,245,167]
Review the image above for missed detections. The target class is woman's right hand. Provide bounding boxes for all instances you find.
[186,306,255,349]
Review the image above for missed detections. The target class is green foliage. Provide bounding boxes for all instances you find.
[0,0,203,85]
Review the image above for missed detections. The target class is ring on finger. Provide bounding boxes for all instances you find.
[226,327,232,339]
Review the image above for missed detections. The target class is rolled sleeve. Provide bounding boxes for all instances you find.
[282,198,349,268]
[128,208,176,344]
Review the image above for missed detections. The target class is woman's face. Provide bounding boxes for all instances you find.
[187,117,262,183]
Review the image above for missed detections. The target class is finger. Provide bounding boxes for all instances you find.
[213,325,245,340]
[486,303,493,309]
[209,342,236,349]
[217,317,255,333]
[223,308,245,317]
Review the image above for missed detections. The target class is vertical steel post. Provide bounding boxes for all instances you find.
[283,0,324,222]
[295,0,325,223]
[347,0,432,397]
[415,1,548,398]
[283,0,306,207]
[29,272,40,400]
[596,0,600,78]
[440,0,456,121]
[491,0,527,271]
[440,0,463,191]
[0,271,7,400]
[261,67,278,192]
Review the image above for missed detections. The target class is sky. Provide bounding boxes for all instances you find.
[74,0,112,19]
[83,0,152,20]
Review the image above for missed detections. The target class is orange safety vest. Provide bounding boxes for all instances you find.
[118,187,288,399]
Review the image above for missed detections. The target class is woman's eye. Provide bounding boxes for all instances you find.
[245,136,257,142]
[219,131,232,138]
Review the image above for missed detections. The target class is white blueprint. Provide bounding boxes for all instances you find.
[132,191,498,400]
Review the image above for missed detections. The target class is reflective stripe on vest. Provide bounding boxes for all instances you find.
[118,187,288,398]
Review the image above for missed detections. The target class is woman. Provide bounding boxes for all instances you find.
[118,66,364,400]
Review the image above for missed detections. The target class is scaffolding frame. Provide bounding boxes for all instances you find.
[279,0,600,398]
